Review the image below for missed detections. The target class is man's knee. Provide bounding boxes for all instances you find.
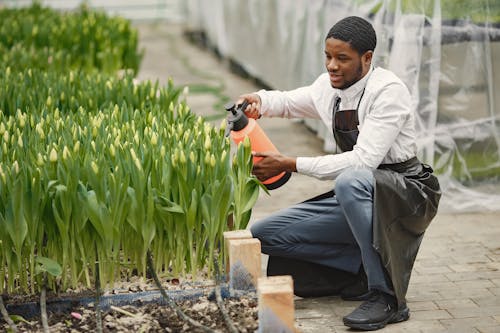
[250,218,291,247]
[335,168,374,195]
[249,221,265,241]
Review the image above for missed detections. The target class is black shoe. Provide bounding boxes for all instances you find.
[340,274,371,301]
[343,291,409,331]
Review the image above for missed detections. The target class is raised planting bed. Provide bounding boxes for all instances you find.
[3,279,259,332]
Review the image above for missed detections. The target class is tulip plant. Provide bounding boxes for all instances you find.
[0,2,142,74]
[0,5,262,299]
[0,67,170,117]
[0,71,260,295]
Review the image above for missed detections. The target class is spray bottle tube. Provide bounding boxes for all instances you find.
[225,102,291,190]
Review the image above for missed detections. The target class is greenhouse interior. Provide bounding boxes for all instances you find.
[12,0,496,212]
[1,0,499,332]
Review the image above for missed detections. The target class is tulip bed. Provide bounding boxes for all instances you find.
[0,2,142,74]
[0,3,262,331]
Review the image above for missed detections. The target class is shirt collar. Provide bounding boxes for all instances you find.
[336,66,373,104]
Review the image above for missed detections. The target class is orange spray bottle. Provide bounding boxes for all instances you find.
[225,101,291,190]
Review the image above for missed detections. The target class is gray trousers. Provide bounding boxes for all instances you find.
[250,168,392,294]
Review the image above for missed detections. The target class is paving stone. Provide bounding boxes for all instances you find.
[294,311,324,320]
[438,243,487,257]
[441,327,481,333]
[480,236,500,249]
[446,271,500,282]
[329,325,352,332]
[438,288,494,300]
[472,296,500,307]
[435,299,479,309]
[410,281,458,293]
[410,309,453,320]
[452,255,494,264]
[488,287,500,296]
[414,265,454,275]
[407,290,444,302]
[454,280,496,289]
[372,324,412,333]
[414,257,458,267]
[477,326,500,333]
[447,306,500,318]
[409,273,450,284]
[449,262,500,273]
[407,300,439,311]
[440,317,499,330]
[487,253,500,260]
[296,319,337,333]
[414,249,438,260]
[296,314,346,332]
[392,320,447,332]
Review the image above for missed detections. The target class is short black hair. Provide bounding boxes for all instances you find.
[326,16,377,55]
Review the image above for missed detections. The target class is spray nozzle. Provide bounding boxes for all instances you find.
[224,100,250,115]
[224,100,250,134]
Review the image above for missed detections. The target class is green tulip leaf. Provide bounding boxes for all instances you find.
[154,194,184,214]
[10,315,30,324]
[35,256,62,277]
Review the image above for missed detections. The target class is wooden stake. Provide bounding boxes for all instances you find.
[228,238,261,291]
[223,230,253,278]
[258,275,296,333]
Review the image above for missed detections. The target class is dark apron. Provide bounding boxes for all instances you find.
[268,97,441,307]
[332,94,361,153]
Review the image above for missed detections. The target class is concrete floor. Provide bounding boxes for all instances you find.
[135,22,500,333]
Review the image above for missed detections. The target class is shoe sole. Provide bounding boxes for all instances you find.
[343,307,410,331]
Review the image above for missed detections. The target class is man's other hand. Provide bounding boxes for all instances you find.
[252,151,296,181]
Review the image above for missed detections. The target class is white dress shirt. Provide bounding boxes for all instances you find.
[256,67,417,180]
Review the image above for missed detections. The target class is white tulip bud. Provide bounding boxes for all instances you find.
[62,146,71,160]
[37,153,44,166]
[179,150,186,164]
[204,136,211,150]
[151,132,158,146]
[109,144,116,157]
[91,161,99,174]
[13,161,19,174]
[49,148,58,162]
[73,141,80,153]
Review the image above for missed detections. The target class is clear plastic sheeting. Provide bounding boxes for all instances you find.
[181,0,500,213]
[0,0,184,22]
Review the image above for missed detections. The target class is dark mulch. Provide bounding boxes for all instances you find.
[2,277,259,332]
[4,295,258,332]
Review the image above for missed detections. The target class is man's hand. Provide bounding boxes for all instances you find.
[236,93,262,119]
[252,152,297,181]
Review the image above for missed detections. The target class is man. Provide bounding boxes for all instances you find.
[237,16,441,331]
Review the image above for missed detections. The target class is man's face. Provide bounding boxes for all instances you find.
[324,38,372,90]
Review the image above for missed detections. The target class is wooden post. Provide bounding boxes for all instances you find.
[258,275,296,333]
[223,230,253,259]
[228,238,261,291]
[223,230,253,278]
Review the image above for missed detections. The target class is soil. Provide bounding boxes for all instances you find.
[2,278,259,332]
[8,296,258,332]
